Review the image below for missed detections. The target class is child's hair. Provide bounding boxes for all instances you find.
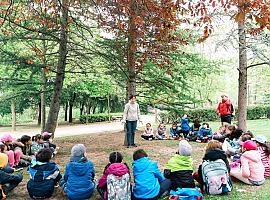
[109,152,123,163]
[146,123,151,127]
[245,130,254,138]
[133,149,148,161]
[20,135,31,144]
[32,134,43,142]
[43,134,51,141]
[158,123,164,128]
[202,123,210,128]
[241,133,253,142]
[0,142,5,153]
[193,119,200,125]
[36,148,52,162]
[205,140,222,152]
[172,122,178,126]
[227,125,236,133]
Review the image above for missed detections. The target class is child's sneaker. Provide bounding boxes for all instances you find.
[149,138,153,141]
[14,166,23,172]
[196,139,201,143]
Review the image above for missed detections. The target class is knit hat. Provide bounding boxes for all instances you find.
[179,140,192,156]
[71,144,86,158]
[240,140,257,150]
[254,135,267,145]
[0,134,15,143]
[0,153,8,169]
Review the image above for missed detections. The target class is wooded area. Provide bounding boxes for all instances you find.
[0,0,269,134]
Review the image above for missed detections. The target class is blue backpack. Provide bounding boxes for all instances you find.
[169,187,203,200]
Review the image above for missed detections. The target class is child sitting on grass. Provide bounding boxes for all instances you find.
[0,134,23,169]
[31,134,45,155]
[27,148,62,199]
[187,119,201,141]
[132,149,171,200]
[230,140,265,185]
[196,123,213,143]
[156,123,167,140]
[42,132,59,155]
[169,122,181,140]
[164,140,195,190]
[179,114,190,138]
[97,152,131,200]
[193,140,230,187]
[60,144,95,200]
[0,153,23,199]
[141,123,154,141]
[254,135,270,178]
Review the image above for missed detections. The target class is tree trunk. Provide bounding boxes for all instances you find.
[11,100,16,132]
[126,0,136,98]
[64,103,68,121]
[68,92,76,123]
[80,101,85,116]
[44,0,68,136]
[124,0,136,146]
[38,101,41,125]
[40,40,47,133]
[237,11,248,132]
[107,94,111,121]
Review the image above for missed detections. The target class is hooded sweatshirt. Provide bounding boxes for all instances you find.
[98,163,130,188]
[64,158,95,200]
[217,99,232,116]
[164,154,195,190]
[241,150,265,182]
[133,157,165,199]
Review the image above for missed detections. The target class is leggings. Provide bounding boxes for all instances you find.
[6,150,22,167]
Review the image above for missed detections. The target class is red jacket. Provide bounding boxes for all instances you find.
[217,99,232,115]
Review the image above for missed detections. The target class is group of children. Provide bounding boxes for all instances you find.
[142,114,213,143]
[0,121,270,200]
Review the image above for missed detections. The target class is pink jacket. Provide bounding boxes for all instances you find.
[98,163,130,188]
[241,150,265,181]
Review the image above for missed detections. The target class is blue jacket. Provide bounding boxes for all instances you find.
[170,127,181,136]
[180,118,190,131]
[64,158,95,200]
[133,157,165,199]
[27,160,62,199]
[198,128,213,138]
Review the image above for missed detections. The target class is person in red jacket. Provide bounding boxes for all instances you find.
[217,95,234,125]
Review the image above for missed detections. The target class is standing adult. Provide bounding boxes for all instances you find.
[217,94,234,125]
[122,95,142,148]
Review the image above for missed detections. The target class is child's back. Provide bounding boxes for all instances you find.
[64,158,95,199]
[164,140,195,190]
[27,149,61,199]
[132,149,171,200]
[61,144,95,200]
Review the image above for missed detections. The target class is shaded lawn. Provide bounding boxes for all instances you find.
[10,130,270,200]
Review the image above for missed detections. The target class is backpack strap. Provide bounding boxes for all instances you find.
[0,184,6,200]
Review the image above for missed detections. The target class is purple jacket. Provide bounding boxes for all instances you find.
[98,163,130,188]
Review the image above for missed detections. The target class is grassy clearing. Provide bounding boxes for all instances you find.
[9,128,270,200]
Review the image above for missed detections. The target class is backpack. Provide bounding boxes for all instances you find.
[169,187,203,200]
[107,173,131,200]
[201,159,232,195]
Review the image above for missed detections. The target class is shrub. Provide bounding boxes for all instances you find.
[79,113,113,123]
[159,105,270,124]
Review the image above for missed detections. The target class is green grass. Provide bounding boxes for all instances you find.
[6,119,270,199]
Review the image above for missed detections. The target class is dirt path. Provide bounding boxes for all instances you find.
[0,115,155,138]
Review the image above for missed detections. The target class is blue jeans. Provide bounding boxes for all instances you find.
[126,120,137,146]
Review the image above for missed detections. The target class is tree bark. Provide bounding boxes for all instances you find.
[64,103,68,121]
[38,101,41,125]
[40,40,47,133]
[124,0,136,146]
[44,0,68,136]
[68,92,76,123]
[237,9,248,132]
[80,101,85,116]
[126,0,136,98]
[11,100,16,132]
